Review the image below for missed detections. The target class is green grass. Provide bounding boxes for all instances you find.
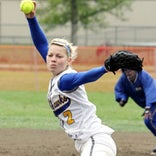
[0,91,147,132]
[88,92,146,132]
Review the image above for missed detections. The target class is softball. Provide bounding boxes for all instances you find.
[20,0,34,14]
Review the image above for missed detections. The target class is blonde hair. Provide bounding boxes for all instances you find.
[49,38,78,62]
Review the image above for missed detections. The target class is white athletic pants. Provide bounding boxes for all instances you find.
[75,133,117,156]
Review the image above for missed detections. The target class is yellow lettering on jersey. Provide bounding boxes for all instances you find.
[63,110,75,125]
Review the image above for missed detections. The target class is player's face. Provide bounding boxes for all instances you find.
[123,69,137,82]
[46,44,71,76]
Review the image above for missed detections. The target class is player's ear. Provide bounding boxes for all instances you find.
[67,57,72,66]
[67,56,71,61]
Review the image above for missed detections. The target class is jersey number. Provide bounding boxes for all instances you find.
[63,110,75,125]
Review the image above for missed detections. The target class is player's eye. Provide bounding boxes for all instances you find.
[48,54,53,57]
[56,54,64,58]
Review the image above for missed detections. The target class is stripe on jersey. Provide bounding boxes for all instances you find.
[53,100,70,116]
[90,136,95,156]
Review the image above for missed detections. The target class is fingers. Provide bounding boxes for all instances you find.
[119,100,126,107]
[144,111,152,119]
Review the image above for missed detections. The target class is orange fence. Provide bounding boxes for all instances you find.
[76,46,156,66]
[0,45,156,71]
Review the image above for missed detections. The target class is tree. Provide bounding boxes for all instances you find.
[37,0,132,44]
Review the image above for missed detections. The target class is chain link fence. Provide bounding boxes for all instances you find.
[1,23,156,46]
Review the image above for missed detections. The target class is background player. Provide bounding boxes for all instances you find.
[21,1,117,156]
[114,50,156,155]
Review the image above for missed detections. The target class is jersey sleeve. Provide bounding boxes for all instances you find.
[114,74,128,103]
[140,71,156,107]
[59,66,107,92]
[27,17,48,62]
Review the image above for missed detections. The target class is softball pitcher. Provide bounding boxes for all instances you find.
[21,1,117,156]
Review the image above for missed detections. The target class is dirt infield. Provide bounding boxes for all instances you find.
[0,128,155,156]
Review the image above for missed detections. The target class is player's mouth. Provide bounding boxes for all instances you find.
[50,64,56,68]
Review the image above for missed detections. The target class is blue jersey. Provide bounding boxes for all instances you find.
[115,70,156,108]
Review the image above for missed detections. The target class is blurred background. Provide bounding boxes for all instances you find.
[0,0,156,91]
[1,0,156,45]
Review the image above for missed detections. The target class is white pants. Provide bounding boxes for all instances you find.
[75,133,117,156]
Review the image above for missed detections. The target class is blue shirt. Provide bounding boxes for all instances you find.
[115,70,156,108]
